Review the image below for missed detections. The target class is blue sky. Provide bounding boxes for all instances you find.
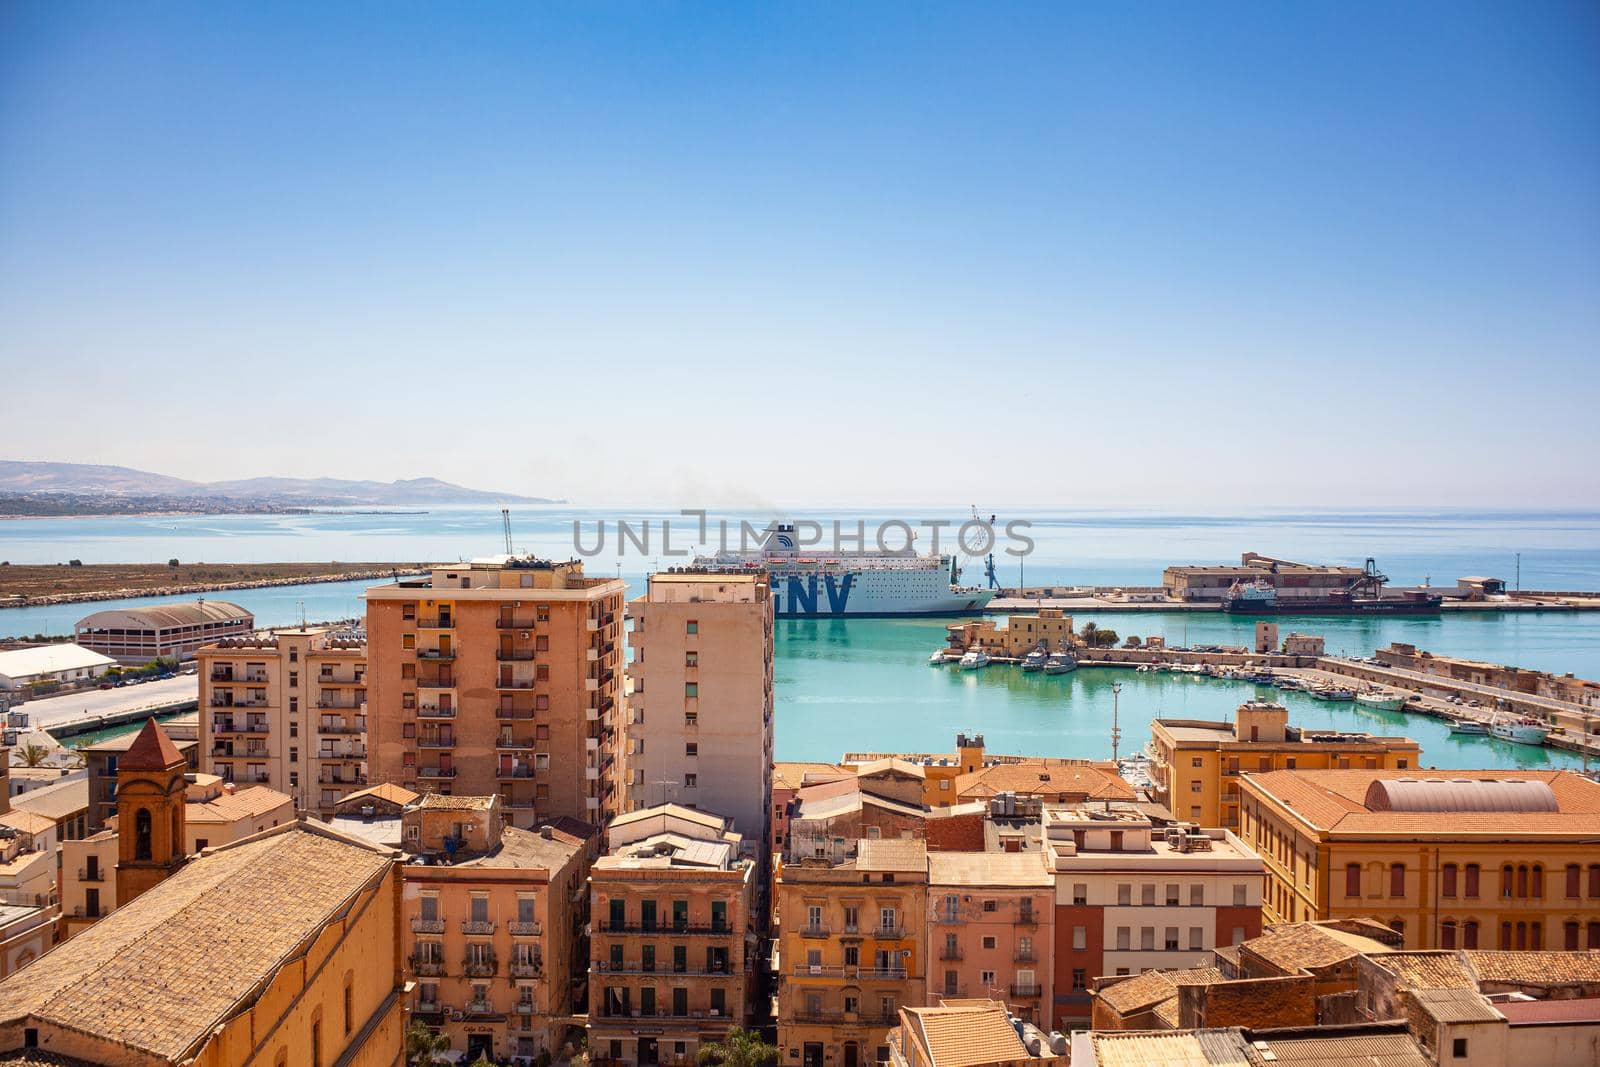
[1,2,1596,508]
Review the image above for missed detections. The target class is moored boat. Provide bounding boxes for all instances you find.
[958,649,990,671]
[1309,683,1356,701]
[1354,689,1406,711]
[1449,719,1489,735]
[929,650,948,666]
[1490,713,1550,746]
[1043,651,1078,675]
[1021,647,1049,672]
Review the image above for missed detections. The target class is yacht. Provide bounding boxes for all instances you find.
[1021,647,1049,672]
[1449,719,1489,736]
[1043,651,1078,675]
[958,649,990,671]
[1354,689,1406,711]
[929,650,949,666]
[1309,683,1356,701]
[1490,713,1551,746]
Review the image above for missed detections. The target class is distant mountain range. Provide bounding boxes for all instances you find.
[0,461,558,507]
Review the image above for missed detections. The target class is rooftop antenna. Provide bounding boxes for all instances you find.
[502,508,513,555]
[1109,681,1123,810]
[298,600,307,629]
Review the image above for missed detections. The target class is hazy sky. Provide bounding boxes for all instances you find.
[2,3,1597,509]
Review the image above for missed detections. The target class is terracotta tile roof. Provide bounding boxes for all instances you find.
[1247,1028,1430,1066]
[0,821,395,1061]
[10,778,88,823]
[185,785,293,825]
[1369,951,1477,991]
[855,838,927,873]
[903,1002,1029,1067]
[1243,923,1393,974]
[1083,1028,1252,1066]
[0,1053,99,1066]
[118,718,185,772]
[336,782,419,808]
[773,762,847,791]
[1410,988,1502,1024]
[0,811,55,837]
[1496,996,1600,1024]
[1242,769,1600,836]
[857,758,926,781]
[1464,950,1600,985]
[446,825,587,872]
[1095,967,1224,1015]
[417,793,497,811]
[928,850,1050,887]
[955,761,1134,803]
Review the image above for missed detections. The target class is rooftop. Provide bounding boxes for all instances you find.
[186,785,293,825]
[596,831,738,872]
[0,821,395,1062]
[1367,951,1478,991]
[856,837,928,873]
[10,778,88,823]
[900,1002,1031,1067]
[0,645,117,678]
[1094,967,1224,1015]
[1463,950,1600,985]
[1242,769,1600,837]
[1495,996,1600,1025]
[430,824,587,872]
[610,803,727,833]
[1243,922,1396,974]
[335,782,420,809]
[1080,1025,1429,1067]
[772,762,848,792]
[928,850,1051,888]
[956,760,1133,802]
[76,600,252,631]
[119,718,185,772]
[416,793,497,812]
[1410,988,1503,1025]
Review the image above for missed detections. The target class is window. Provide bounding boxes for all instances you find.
[1073,883,1087,905]
[1071,968,1087,991]
[1189,885,1204,906]
[1165,884,1179,906]
[1116,927,1130,951]
[982,936,996,950]
[1590,865,1600,898]
[685,682,698,698]
[1345,863,1361,898]
[685,742,698,757]
[982,899,997,912]
[1141,928,1155,951]
[1164,927,1178,951]
[1190,781,1202,793]
[1567,864,1581,898]
[1452,1038,1468,1059]
[685,651,698,667]
[684,773,697,788]
[1072,926,1086,950]
[1465,863,1480,898]
[1141,884,1155,906]
[1390,863,1405,897]
[1191,757,1203,768]
[1117,884,1131,906]
[1232,884,1247,907]
[686,621,698,634]
[1463,921,1479,949]
[343,976,353,1034]
[1442,863,1458,898]
[980,970,995,985]
[1189,926,1204,950]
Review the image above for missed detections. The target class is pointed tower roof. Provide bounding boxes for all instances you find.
[120,718,186,772]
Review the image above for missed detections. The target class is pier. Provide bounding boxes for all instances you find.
[985,588,1600,614]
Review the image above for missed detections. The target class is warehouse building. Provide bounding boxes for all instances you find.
[74,599,254,663]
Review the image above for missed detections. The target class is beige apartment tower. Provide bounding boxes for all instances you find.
[366,557,626,826]
[625,572,774,847]
[198,627,369,814]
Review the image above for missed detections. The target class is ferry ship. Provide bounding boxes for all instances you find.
[691,524,996,617]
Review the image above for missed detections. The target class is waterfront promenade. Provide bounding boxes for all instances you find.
[7,674,197,736]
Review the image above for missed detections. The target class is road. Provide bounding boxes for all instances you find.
[8,674,198,731]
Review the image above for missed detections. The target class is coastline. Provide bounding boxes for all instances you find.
[0,565,428,609]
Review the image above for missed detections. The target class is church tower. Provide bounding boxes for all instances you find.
[115,718,189,906]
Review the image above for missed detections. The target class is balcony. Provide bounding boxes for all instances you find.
[933,913,963,925]
[515,1002,535,1016]
[495,617,536,630]
[496,649,535,662]
[1010,983,1042,999]
[417,617,454,629]
[415,1000,441,1016]
[1013,949,1036,963]
[497,736,536,752]
[77,867,104,882]
[410,956,446,977]
[498,765,535,780]
[600,922,732,937]
[462,920,496,935]
[463,958,497,978]
[858,967,908,981]
[321,746,367,760]
[209,698,269,709]
[417,705,455,718]
[495,707,535,720]
[938,946,963,961]
[1016,910,1038,927]
[417,736,456,749]
[212,718,270,734]
[496,679,534,691]
[318,718,366,734]
[319,774,367,786]
[465,999,498,1017]
[874,925,908,939]
[417,678,455,690]
[418,650,456,662]
[509,920,543,937]
[509,959,543,978]
[412,918,446,934]
[417,767,458,779]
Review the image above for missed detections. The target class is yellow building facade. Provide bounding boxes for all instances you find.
[777,839,928,1067]
[1150,702,1419,829]
[1239,768,1600,952]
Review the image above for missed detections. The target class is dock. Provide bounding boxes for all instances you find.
[983,589,1600,614]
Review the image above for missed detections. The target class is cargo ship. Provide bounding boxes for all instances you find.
[692,524,995,617]
[1219,557,1442,615]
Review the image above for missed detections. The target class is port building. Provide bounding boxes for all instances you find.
[0,645,117,691]
[1163,553,1372,603]
[75,599,254,663]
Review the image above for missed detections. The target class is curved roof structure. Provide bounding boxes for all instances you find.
[1364,777,1558,813]
[76,600,252,632]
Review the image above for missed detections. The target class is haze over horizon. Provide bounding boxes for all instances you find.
[3,3,1597,509]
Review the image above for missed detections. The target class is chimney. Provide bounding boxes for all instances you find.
[540,826,554,840]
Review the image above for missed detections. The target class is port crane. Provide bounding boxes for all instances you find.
[970,506,1001,590]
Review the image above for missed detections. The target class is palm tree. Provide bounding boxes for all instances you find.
[17,744,50,768]
[697,1028,778,1067]
[405,1020,451,1066]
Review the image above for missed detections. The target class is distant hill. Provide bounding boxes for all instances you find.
[0,461,557,506]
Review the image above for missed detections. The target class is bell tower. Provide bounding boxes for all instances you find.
[115,718,189,906]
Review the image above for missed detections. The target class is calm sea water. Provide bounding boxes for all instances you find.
[7,508,1599,769]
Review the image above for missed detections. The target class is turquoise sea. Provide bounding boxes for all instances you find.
[5,507,1599,771]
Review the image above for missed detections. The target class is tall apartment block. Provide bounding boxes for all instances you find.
[366,557,626,825]
[198,627,369,814]
[625,572,774,847]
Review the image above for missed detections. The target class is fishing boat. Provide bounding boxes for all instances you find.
[1021,647,1049,672]
[1490,713,1550,746]
[958,649,990,671]
[1354,689,1406,711]
[1043,651,1078,675]
[1309,683,1356,701]
[1449,719,1489,735]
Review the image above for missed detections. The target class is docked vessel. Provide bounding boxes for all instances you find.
[929,651,948,666]
[693,524,996,617]
[1021,647,1049,672]
[1309,683,1357,701]
[1043,651,1078,675]
[958,649,990,671]
[1221,579,1443,615]
[1490,713,1551,746]
[1354,690,1406,711]
[1449,719,1489,735]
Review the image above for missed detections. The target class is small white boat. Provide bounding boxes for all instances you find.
[1449,719,1489,735]
[1043,651,1077,675]
[929,651,949,666]
[1021,647,1049,673]
[1490,713,1550,746]
[1309,684,1356,701]
[1354,690,1405,711]
[958,649,990,671]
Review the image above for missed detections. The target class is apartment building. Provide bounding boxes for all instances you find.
[1239,768,1600,950]
[773,763,849,858]
[777,839,928,1067]
[1044,806,1264,1029]
[1150,701,1419,829]
[624,572,774,846]
[927,850,1056,1028]
[402,794,595,1063]
[198,627,369,814]
[588,805,756,1067]
[366,557,626,826]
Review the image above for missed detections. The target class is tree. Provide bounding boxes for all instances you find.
[697,1028,779,1067]
[17,744,51,768]
[404,1021,451,1066]
[1123,634,1142,648]
[167,558,180,567]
